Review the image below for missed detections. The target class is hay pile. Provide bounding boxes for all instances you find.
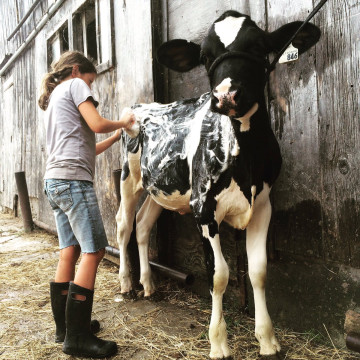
[0,213,359,360]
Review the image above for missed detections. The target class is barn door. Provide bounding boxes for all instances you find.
[1,76,17,210]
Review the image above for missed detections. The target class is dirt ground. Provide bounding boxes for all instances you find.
[1,212,359,360]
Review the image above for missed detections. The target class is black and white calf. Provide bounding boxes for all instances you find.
[116,10,320,359]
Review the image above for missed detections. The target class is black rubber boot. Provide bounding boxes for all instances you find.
[62,282,117,358]
[50,282,100,343]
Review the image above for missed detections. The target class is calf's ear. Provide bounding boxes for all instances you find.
[267,21,321,55]
[157,39,201,72]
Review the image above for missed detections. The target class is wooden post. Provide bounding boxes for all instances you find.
[14,171,33,232]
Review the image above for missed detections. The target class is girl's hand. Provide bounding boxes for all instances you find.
[114,129,122,142]
[120,107,136,129]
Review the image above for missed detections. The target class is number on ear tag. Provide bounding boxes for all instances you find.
[279,43,299,64]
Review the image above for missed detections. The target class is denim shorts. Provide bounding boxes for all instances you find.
[44,179,109,253]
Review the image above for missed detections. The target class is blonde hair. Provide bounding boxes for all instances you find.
[38,51,97,110]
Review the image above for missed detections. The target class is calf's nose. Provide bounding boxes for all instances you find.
[211,90,237,116]
[213,90,237,108]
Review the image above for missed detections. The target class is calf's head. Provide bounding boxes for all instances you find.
[157,10,320,118]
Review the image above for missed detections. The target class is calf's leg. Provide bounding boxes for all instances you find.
[136,196,163,296]
[246,196,280,356]
[116,179,143,294]
[200,222,231,359]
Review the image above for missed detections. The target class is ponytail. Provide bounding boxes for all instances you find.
[38,51,96,110]
[38,72,58,110]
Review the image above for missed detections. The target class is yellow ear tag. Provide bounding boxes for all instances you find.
[279,43,299,64]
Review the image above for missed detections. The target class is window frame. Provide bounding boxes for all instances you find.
[46,21,69,70]
[46,0,114,74]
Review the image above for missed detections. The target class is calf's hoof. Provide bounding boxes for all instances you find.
[121,289,137,300]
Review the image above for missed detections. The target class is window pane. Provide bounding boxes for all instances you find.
[98,0,111,65]
[85,5,97,64]
[47,35,60,69]
[72,13,84,53]
[61,25,69,52]
[86,19,97,62]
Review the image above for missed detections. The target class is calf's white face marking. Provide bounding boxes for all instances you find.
[215,77,232,94]
[214,16,246,48]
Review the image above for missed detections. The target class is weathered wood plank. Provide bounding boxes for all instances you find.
[0,76,16,210]
[268,0,323,258]
[229,0,266,27]
[316,2,360,267]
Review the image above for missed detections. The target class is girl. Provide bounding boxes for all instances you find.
[39,51,135,358]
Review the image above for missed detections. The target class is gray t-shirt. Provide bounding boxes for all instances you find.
[44,78,99,182]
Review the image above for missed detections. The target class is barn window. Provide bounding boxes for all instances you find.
[47,23,69,69]
[47,0,113,73]
[72,0,114,73]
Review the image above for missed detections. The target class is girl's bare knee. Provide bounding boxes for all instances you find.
[82,248,105,263]
[59,245,81,264]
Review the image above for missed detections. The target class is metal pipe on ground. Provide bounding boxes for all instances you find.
[105,245,194,285]
[346,333,360,353]
[14,171,33,232]
[149,260,195,285]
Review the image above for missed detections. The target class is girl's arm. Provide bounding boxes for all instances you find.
[78,101,135,133]
[96,130,121,156]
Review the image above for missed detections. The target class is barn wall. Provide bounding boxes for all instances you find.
[264,0,360,344]
[269,0,360,270]
[0,0,359,347]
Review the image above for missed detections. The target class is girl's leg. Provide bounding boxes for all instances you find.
[55,245,81,283]
[51,246,81,343]
[53,181,117,357]
[66,181,109,291]
[63,249,117,358]
[73,249,105,290]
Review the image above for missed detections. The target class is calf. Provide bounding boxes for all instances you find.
[116,10,320,359]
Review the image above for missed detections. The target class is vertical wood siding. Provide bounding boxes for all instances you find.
[269,0,360,268]
[316,0,360,268]
[268,0,324,259]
